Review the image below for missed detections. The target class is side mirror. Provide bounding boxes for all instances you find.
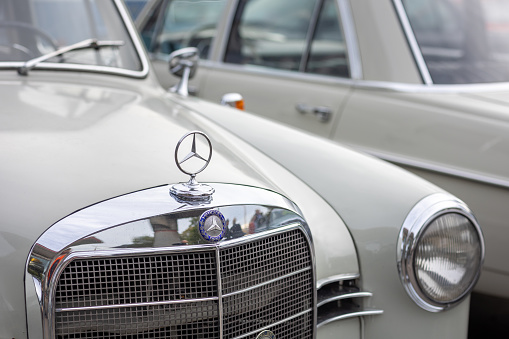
[168,47,199,96]
[221,93,245,110]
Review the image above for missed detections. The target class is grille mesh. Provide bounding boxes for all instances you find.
[54,228,314,338]
[55,252,217,309]
[220,229,312,294]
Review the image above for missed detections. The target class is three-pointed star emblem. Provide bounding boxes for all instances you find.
[179,133,208,165]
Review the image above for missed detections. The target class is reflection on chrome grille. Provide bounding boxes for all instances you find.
[53,228,314,338]
[55,302,219,338]
[55,252,217,309]
[220,230,312,294]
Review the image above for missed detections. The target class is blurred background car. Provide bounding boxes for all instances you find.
[136,0,509,333]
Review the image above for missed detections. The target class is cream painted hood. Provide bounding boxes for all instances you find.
[0,78,288,335]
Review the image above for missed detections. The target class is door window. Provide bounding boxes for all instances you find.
[307,0,350,77]
[225,0,350,77]
[225,0,316,70]
[141,0,227,59]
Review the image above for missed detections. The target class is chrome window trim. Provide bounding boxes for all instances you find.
[355,146,509,190]
[201,60,354,86]
[337,0,362,80]
[216,0,241,63]
[26,183,316,339]
[396,192,485,312]
[352,78,509,93]
[0,0,149,78]
[299,0,324,73]
[392,0,433,85]
[201,59,509,92]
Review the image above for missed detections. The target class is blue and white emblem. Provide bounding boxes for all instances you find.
[198,209,226,242]
[256,330,275,339]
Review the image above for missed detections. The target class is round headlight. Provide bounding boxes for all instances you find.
[397,193,485,312]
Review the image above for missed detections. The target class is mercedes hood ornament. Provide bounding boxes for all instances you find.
[170,131,215,201]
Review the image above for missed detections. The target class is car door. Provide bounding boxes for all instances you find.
[200,0,354,137]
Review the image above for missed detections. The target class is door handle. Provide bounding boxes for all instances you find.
[296,103,332,123]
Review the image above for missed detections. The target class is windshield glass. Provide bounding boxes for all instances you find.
[0,0,142,71]
[401,0,509,84]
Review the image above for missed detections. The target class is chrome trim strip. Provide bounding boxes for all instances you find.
[317,309,384,328]
[317,292,372,308]
[223,266,312,298]
[115,0,150,77]
[29,184,300,255]
[337,0,362,80]
[299,0,324,73]
[216,247,224,339]
[56,296,219,313]
[202,60,354,86]
[215,0,240,62]
[201,59,509,92]
[316,273,359,289]
[396,192,485,312]
[392,0,432,85]
[352,78,509,93]
[355,146,509,189]
[233,308,313,339]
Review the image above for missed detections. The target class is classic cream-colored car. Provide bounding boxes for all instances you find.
[136,0,509,312]
[0,0,484,338]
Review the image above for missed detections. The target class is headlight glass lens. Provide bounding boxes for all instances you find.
[414,213,482,303]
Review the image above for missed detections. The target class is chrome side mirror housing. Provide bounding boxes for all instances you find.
[168,47,199,96]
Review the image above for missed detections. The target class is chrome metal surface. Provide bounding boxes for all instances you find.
[316,273,359,290]
[337,0,362,80]
[357,146,509,190]
[392,0,433,85]
[299,0,324,73]
[26,183,315,338]
[199,209,227,242]
[296,103,332,123]
[50,227,313,338]
[168,47,199,96]
[316,276,382,327]
[170,131,215,201]
[317,309,384,328]
[397,192,485,312]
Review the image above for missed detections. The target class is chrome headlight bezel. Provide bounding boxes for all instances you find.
[397,193,485,312]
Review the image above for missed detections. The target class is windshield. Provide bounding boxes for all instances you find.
[401,0,509,84]
[0,0,142,72]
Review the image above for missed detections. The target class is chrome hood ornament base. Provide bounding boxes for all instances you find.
[170,131,215,201]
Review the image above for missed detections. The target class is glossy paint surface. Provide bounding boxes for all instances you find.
[138,0,509,299]
[0,1,478,338]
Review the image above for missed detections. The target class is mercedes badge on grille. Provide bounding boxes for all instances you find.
[170,131,215,201]
[256,330,276,339]
[198,209,226,242]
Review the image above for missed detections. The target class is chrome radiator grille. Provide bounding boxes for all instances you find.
[53,228,314,338]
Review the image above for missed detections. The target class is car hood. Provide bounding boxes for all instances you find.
[0,78,282,243]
